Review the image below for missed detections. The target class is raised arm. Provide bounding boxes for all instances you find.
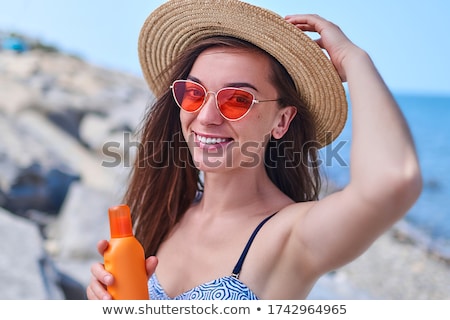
[285,14,422,273]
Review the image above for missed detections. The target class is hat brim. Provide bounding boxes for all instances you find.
[138,0,348,147]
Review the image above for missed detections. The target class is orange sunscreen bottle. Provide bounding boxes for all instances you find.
[104,204,149,299]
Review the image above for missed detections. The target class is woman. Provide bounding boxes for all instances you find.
[87,0,422,300]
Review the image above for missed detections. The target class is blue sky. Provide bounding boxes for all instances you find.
[1,0,449,96]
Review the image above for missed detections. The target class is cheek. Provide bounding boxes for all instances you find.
[179,111,194,137]
[241,111,276,138]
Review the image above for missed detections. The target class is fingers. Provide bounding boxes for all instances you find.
[146,256,158,279]
[285,14,331,33]
[86,262,113,300]
[86,279,111,300]
[285,13,357,82]
[97,239,109,255]
[86,240,112,299]
[285,13,348,45]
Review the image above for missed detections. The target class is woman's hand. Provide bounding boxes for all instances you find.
[85,240,158,300]
[285,14,363,82]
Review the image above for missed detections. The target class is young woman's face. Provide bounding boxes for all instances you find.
[179,46,286,173]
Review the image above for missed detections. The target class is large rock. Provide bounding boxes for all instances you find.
[48,181,120,261]
[14,109,120,192]
[45,181,125,288]
[0,77,40,114]
[0,208,47,299]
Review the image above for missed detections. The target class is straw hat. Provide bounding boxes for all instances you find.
[138,0,348,147]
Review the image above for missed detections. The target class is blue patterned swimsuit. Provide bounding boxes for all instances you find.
[148,213,277,300]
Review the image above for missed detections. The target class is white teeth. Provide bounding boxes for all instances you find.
[197,134,228,144]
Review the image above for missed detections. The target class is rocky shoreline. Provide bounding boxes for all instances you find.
[1,49,448,300]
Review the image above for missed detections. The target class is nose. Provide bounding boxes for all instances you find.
[196,92,224,125]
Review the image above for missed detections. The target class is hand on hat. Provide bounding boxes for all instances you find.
[285,14,363,83]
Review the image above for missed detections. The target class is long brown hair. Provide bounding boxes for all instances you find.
[124,36,321,257]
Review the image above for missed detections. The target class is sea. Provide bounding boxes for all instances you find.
[320,92,450,259]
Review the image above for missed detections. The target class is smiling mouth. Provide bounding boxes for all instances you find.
[195,134,233,145]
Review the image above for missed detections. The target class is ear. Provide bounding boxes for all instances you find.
[271,106,297,139]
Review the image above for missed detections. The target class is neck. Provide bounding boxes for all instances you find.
[196,166,292,218]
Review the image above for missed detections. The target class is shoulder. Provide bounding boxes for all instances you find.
[239,200,322,298]
[273,200,317,228]
[244,200,319,265]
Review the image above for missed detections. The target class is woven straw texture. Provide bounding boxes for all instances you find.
[138,0,348,147]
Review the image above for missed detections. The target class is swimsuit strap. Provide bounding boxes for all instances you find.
[231,212,278,278]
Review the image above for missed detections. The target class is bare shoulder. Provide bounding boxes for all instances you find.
[246,200,319,266]
[241,200,322,299]
[269,200,318,232]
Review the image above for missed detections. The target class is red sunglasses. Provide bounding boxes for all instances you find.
[170,80,279,121]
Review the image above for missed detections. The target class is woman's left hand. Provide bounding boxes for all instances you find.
[285,14,362,82]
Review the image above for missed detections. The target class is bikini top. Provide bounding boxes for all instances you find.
[148,212,277,300]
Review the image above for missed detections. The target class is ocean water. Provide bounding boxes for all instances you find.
[321,92,450,256]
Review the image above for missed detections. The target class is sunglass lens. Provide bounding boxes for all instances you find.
[217,89,253,120]
[172,81,205,112]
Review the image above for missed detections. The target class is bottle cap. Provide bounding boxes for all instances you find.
[108,204,133,238]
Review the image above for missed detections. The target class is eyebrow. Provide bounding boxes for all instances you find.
[187,75,259,92]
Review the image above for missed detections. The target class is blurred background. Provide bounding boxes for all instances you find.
[0,0,449,300]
